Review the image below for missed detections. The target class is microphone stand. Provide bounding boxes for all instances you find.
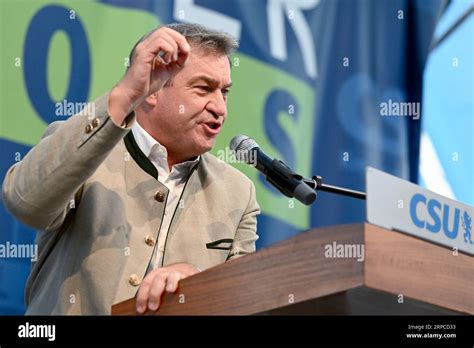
[302,175,366,201]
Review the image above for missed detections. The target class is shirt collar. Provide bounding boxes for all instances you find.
[131,121,199,176]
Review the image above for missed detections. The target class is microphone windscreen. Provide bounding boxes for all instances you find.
[230,135,259,164]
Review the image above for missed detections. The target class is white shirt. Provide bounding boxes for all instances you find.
[131,121,199,269]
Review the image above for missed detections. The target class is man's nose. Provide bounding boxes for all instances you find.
[206,91,227,119]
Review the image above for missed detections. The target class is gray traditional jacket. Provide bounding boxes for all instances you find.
[2,93,259,314]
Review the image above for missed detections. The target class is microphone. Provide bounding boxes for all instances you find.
[230,135,316,205]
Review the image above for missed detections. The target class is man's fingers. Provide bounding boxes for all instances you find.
[156,28,190,67]
[147,273,167,311]
[165,272,183,293]
[148,32,179,64]
[151,38,176,65]
[135,276,153,314]
[177,50,188,67]
[161,27,191,55]
[143,28,188,63]
[158,32,179,52]
[134,264,197,314]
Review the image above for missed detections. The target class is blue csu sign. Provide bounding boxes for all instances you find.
[366,167,474,255]
[410,194,472,244]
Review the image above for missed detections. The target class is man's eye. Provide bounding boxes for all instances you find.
[222,89,229,96]
[197,86,211,92]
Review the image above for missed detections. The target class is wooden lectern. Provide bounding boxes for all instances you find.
[111,223,473,315]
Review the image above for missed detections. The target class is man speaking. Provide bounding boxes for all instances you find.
[2,23,259,315]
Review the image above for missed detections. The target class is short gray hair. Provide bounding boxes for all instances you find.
[128,22,239,67]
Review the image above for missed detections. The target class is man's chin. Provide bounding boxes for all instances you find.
[187,145,212,159]
[197,139,216,154]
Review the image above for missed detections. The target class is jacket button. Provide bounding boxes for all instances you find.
[128,274,141,286]
[92,118,100,128]
[154,191,166,202]
[85,124,93,133]
[145,235,156,247]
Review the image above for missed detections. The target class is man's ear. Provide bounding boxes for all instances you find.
[144,92,158,107]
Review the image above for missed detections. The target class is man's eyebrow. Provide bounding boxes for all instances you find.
[188,75,232,89]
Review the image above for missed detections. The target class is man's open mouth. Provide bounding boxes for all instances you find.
[202,121,222,134]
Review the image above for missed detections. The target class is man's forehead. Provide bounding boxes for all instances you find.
[187,74,232,88]
[184,51,231,84]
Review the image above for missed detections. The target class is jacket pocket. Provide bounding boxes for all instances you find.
[206,238,233,250]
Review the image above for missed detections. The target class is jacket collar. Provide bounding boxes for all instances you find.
[124,131,201,181]
[131,122,199,175]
